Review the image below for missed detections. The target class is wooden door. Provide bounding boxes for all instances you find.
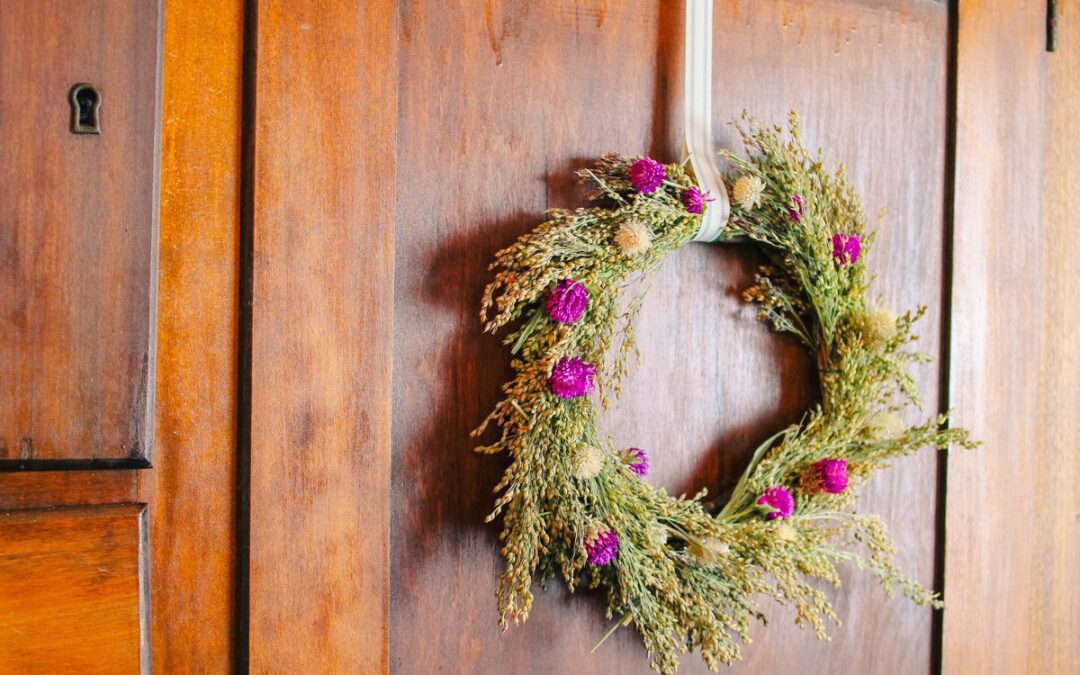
[0,1,242,671]
[3,1,1077,673]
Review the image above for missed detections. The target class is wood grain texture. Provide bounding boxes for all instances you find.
[0,471,135,510]
[0,505,146,674]
[1034,6,1080,668]
[248,1,398,671]
[944,1,1079,672]
[135,0,245,670]
[0,0,162,462]
[391,1,947,672]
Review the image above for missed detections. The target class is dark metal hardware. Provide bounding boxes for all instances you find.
[1048,0,1060,52]
[69,83,101,134]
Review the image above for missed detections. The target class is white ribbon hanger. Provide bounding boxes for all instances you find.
[684,0,730,243]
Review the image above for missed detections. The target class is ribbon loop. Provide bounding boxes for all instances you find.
[685,0,730,242]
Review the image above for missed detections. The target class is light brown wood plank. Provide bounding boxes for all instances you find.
[248,1,398,671]
[0,0,162,462]
[0,505,146,674]
[391,1,947,672]
[1031,6,1080,669]
[943,1,1064,673]
[133,0,245,670]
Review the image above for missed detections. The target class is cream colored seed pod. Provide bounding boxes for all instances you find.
[614,221,652,256]
[570,445,605,479]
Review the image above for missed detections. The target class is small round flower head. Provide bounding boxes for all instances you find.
[619,447,649,477]
[645,524,669,552]
[801,458,848,494]
[614,221,652,257]
[628,156,665,194]
[862,307,897,349]
[690,537,731,566]
[757,486,795,520]
[832,233,862,264]
[584,525,620,566]
[545,279,589,324]
[776,523,799,542]
[732,175,765,210]
[789,193,805,223]
[571,445,605,479]
[682,186,714,215]
[548,357,596,399]
[866,412,904,440]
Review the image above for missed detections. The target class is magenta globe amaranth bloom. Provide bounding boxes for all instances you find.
[803,458,848,494]
[621,447,650,477]
[545,279,588,324]
[682,186,714,215]
[629,157,665,194]
[788,193,805,223]
[548,356,596,399]
[757,486,795,520]
[585,527,620,566]
[832,233,861,264]
[816,458,848,494]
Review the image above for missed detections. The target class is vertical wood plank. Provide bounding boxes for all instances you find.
[248,1,398,671]
[1032,6,1080,669]
[133,0,246,670]
[943,1,1075,672]
[391,1,948,673]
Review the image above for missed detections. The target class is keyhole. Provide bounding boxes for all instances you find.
[69,83,101,134]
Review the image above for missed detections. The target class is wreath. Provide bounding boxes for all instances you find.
[473,113,976,673]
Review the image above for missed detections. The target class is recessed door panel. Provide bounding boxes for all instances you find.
[0,0,163,465]
[0,504,147,672]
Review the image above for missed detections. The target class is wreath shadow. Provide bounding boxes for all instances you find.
[396,177,645,658]
[397,156,604,551]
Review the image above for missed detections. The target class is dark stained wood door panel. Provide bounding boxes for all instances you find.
[0,0,163,466]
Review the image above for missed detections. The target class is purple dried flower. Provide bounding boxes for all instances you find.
[620,447,650,477]
[813,458,849,494]
[545,279,589,324]
[757,486,795,520]
[629,157,665,194]
[788,193,804,223]
[585,527,620,566]
[832,233,862,264]
[548,357,596,399]
[682,186,714,215]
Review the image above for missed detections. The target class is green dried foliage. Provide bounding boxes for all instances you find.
[473,112,978,674]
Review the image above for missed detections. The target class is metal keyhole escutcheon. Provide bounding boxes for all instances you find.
[69,83,101,134]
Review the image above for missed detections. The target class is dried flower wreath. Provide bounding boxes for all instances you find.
[473,113,976,673]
